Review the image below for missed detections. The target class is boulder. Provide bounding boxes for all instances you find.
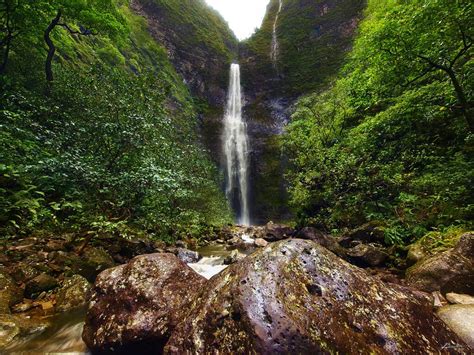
[82,253,206,353]
[338,221,385,247]
[55,275,92,312]
[437,305,474,349]
[406,233,474,294]
[346,243,389,267]
[24,273,58,299]
[165,239,466,353]
[262,221,295,242]
[446,293,474,305]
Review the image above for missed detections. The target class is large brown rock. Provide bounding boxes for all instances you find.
[406,232,474,294]
[346,243,389,267]
[339,221,386,247]
[0,269,23,313]
[261,221,295,242]
[82,253,206,353]
[165,239,466,354]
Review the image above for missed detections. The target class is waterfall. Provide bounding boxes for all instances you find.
[223,64,250,225]
[270,0,283,68]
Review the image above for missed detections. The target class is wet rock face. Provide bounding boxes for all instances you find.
[165,239,466,354]
[406,233,474,294]
[82,253,206,353]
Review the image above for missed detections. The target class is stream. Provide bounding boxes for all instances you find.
[4,236,254,354]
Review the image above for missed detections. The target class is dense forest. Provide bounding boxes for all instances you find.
[0,0,234,243]
[0,0,473,353]
[284,0,473,246]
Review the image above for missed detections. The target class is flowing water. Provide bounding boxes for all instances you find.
[222,64,251,225]
[4,235,256,353]
[270,0,283,68]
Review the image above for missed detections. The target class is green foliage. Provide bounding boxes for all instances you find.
[283,0,474,244]
[0,0,232,238]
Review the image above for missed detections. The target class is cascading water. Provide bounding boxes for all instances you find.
[270,0,283,68]
[223,63,250,225]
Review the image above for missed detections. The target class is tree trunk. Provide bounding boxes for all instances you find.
[44,10,62,82]
[0,39,10,74]
[446,67,473,132]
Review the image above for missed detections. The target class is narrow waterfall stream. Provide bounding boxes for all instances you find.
[222,64,251,225]
[270,0,283,68]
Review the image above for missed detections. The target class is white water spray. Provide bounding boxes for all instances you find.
[270,0,283,68]
[223,64,250,225]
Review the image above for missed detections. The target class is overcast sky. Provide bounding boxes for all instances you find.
[205,0,269,40]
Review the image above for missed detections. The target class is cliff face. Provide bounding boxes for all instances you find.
[240,0,366,224]
[130,0,238,107]
[241,0,365,97]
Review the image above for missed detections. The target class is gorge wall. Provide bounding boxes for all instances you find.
[132,0,366,224]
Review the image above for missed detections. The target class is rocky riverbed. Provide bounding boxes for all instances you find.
[1,224,473,353]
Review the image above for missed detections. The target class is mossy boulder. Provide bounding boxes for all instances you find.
[55,275,91,312]
[0,270,23,313]
[165,239,465,353]
[406,233,474,294]
[82,253,206,354]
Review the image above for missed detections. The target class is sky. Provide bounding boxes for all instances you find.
[205,0,269,40]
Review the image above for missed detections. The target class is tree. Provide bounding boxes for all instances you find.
[44,9,94,82]
[368,0,473,131]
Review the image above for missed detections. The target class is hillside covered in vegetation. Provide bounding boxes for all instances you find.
[0,0,236,241]
[283,0,473,244]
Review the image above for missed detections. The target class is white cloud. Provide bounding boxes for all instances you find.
[205,0,269,40]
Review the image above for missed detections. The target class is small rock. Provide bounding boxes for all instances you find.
[55,275,91,312]
[338,221,386,247]
[432,291,447,308]
[175,248,201,264]
[254,238,268,247]
[437,305,474,349]
[24,273,58,299]
[45,240,65,252]
[223,250,245,265]
[446,293,474,305]
[0,314,20,348]
[11,300,35,313]
[406,243,428,265]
